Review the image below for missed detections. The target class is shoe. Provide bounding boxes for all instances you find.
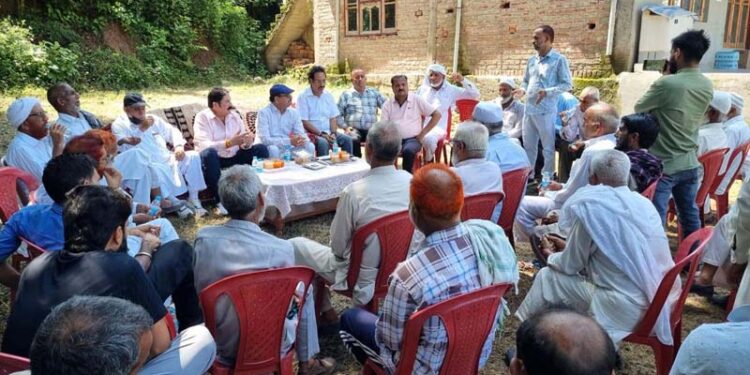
[298,357,335,375]
[216,203,228,216]
[175,203,194,219]
[710,293,729,309]
[188,199,208,218]
[689,282,714,297]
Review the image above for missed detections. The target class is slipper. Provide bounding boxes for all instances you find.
[689,282,714,297]
[298,357,335,375]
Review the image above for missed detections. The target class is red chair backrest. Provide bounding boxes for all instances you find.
[0,352,30,375]
[393,283,512,375]
[695,148,728,206]
[199,267,315,374]
[455,99,479,122]
[710,141,750,194]
[498,167,532,230]
[461,192,505,221]
[630,228,712,338]
[348,210,415,305]
[19,237,46,259]
[0,167,39,222]
[641,177,660,200]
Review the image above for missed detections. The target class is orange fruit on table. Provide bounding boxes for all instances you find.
[273,159,284,168]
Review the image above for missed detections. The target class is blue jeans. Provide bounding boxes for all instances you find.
[652,167,701,237]
[314,132,354,156]
[339,308,379,365]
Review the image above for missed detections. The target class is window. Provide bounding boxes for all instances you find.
[346,0,396,36]
[669,0,710,22]
[724,0,750,49]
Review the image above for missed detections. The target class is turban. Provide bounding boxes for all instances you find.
[427,64,447,76]
[472,102,504,127]
[731,92,744,111]
[710,91,732,115]
[6,97,40,128]
[499,77,516,89]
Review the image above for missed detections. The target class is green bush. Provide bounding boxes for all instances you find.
[0,19,47,91]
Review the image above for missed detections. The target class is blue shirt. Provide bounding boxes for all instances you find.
[521,49,573,115]
[555,92,579,132]
[0,204,64,261]
[486,133,531,173]
[256,103,307,148]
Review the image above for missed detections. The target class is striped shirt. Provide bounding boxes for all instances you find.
[521,49,573,116]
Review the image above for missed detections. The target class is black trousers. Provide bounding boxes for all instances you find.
[148,239,203,330]
[401,137,422,174]
[555,135,584,183]
[352,128,370,158]
[200,145,269,202]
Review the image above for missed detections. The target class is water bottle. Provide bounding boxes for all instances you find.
[332,139,340,154]
[283,145,292,162]
[149,196,162,216]
[541,172,552,189]
[252,156,263,173]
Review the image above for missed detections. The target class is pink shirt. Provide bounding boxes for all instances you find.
[193,109,247,158]
[381,92,437,139]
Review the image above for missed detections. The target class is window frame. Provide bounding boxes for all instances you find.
[724,0,750,49]
[345,0,397,37]
[669,0,710,22]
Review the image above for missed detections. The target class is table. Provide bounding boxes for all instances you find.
[259,159,370,233]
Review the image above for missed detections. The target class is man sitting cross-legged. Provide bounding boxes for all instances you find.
[291,120,413,323]
[614,113,663,193]
[0,153,203,332]
[516,150,679,348]
[339,164,518,374]
[1,185,215,374]
[193,165,335,374]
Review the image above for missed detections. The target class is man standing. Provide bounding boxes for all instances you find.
[417,64,480,161]
[298,65,354,156]
[514,25,573,180]
[494,77,524,142]
[255,83,316,159]
[615,113,663,193]
[472,102,530,173]
[381,75,441,173]
[337,69,388,157]
[193,87,269,215]
[634,30,713,237]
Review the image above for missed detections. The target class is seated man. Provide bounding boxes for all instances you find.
[557,87,599,183]
[450,121,503,222]
[671,319,750,375]
[472,101,530,173]
[28,296,154,375]
[615,113,663,193]
[298,65,354,156]
[112,92,208,217]
[720,92,750,193]
[417,63,480,161]
[381,75,441,173]
[337,69,387,157]
[0,153,202,331]
[510,307,617,375]
[291,121,412,320]
[1,185,215,374]
[517,150,678,347]
[493,77,524,142]
[255,83,315,159]
[193,87,269,215]
[698,90,730,157]
[516,102,618,240]
[193,165,334,374]
[339,164,518,374]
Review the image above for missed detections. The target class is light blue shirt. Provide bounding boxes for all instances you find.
[256,103,307,148]
[297,88,340,133]
[486,133,531,173]
[521,49,573,116]
[555,92,579,132]
[56,112,92,142]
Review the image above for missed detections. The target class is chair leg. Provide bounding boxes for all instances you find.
[652,343,674,375]
[717,193,729,220]
[280,353,294,375]
[313,278,325,321]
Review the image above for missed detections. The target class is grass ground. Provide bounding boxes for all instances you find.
[0,82,735,374]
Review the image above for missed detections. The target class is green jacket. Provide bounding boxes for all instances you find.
[634,68,713,175]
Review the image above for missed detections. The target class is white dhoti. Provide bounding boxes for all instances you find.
[422,127,447,162]
[115,148,156,205]
[515,196,558,239]
[701,209,738,288]
[126,218,181,257]
[177,150,207,195]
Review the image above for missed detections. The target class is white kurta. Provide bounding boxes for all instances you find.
[5,133,54,204]
[452,158,504,222]
[731,179,750,309]
[717,116,750,195]
[417,78,480,160]
[698,122,729,157]
[291,166,413,305]
[493,98,524,140]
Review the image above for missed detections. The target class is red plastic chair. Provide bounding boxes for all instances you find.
[641,177,660,201]
[0,352,30,375]
[622,227,712,375]
[710,141,750,220]
[199,267,315,375]
[318,210,415,314]
[165,310,177,340]
[363,283,513,375]
[498,167,532,248]
[460,192,505,221]
[455,99,479,122]
[0,167,39,222]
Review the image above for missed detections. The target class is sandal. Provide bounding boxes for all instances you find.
[298,357,335,375]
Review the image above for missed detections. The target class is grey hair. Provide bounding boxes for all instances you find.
[589,149,631,187]
[453,121,489,157]
[579,86,600,101]
[367,120,402,162]
[219,165,263,219]
[30,295,153,375]
[592,102,620,134]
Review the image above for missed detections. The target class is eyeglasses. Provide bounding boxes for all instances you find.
[28,111,47,118]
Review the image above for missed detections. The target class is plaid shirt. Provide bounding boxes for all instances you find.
[337,87,387,130]
[627,149,663,192]
[375,223,500,374]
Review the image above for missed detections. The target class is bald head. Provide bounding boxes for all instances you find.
[47,82,80,116]
[351,68,367,92]
[582,102,619,140]
[513,308,616,375]
[409,164,464,234]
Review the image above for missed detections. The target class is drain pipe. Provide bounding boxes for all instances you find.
[606,0,618,55]
[452,0,463,72]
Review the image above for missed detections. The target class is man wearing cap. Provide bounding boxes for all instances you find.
[513,25,573,180]
[256,83,315,159]
[298,65,354,156]
[698,91,730,157]
[112,93,208,217]
[193,87,269,215]
[494,77,524,142]
[716,92,750,194]
[337,69,388,157]
[417,63,480,161]
[473,102,530,173]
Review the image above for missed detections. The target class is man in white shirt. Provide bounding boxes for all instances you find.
[417,63,480,161]
[698,91,730,157]
[450,121,503,222]
[717,93,750,194]
[291,120,413,322]
[472,102,530,173]
[493,77,524,142]
[193,87,269,215]
[255,84,315,159]
[298,66,354,156]
[517,149,678,348]
[112,93,208,217]
[670,320,750,375]
[515,102,618,239]
[557,87,599,182]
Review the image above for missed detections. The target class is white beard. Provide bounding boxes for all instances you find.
[430,80,444,89]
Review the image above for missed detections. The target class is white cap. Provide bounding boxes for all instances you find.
[499,77,516,89]
[710,91,732,115]
[730,92,744,111]
[472,101,504,126]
